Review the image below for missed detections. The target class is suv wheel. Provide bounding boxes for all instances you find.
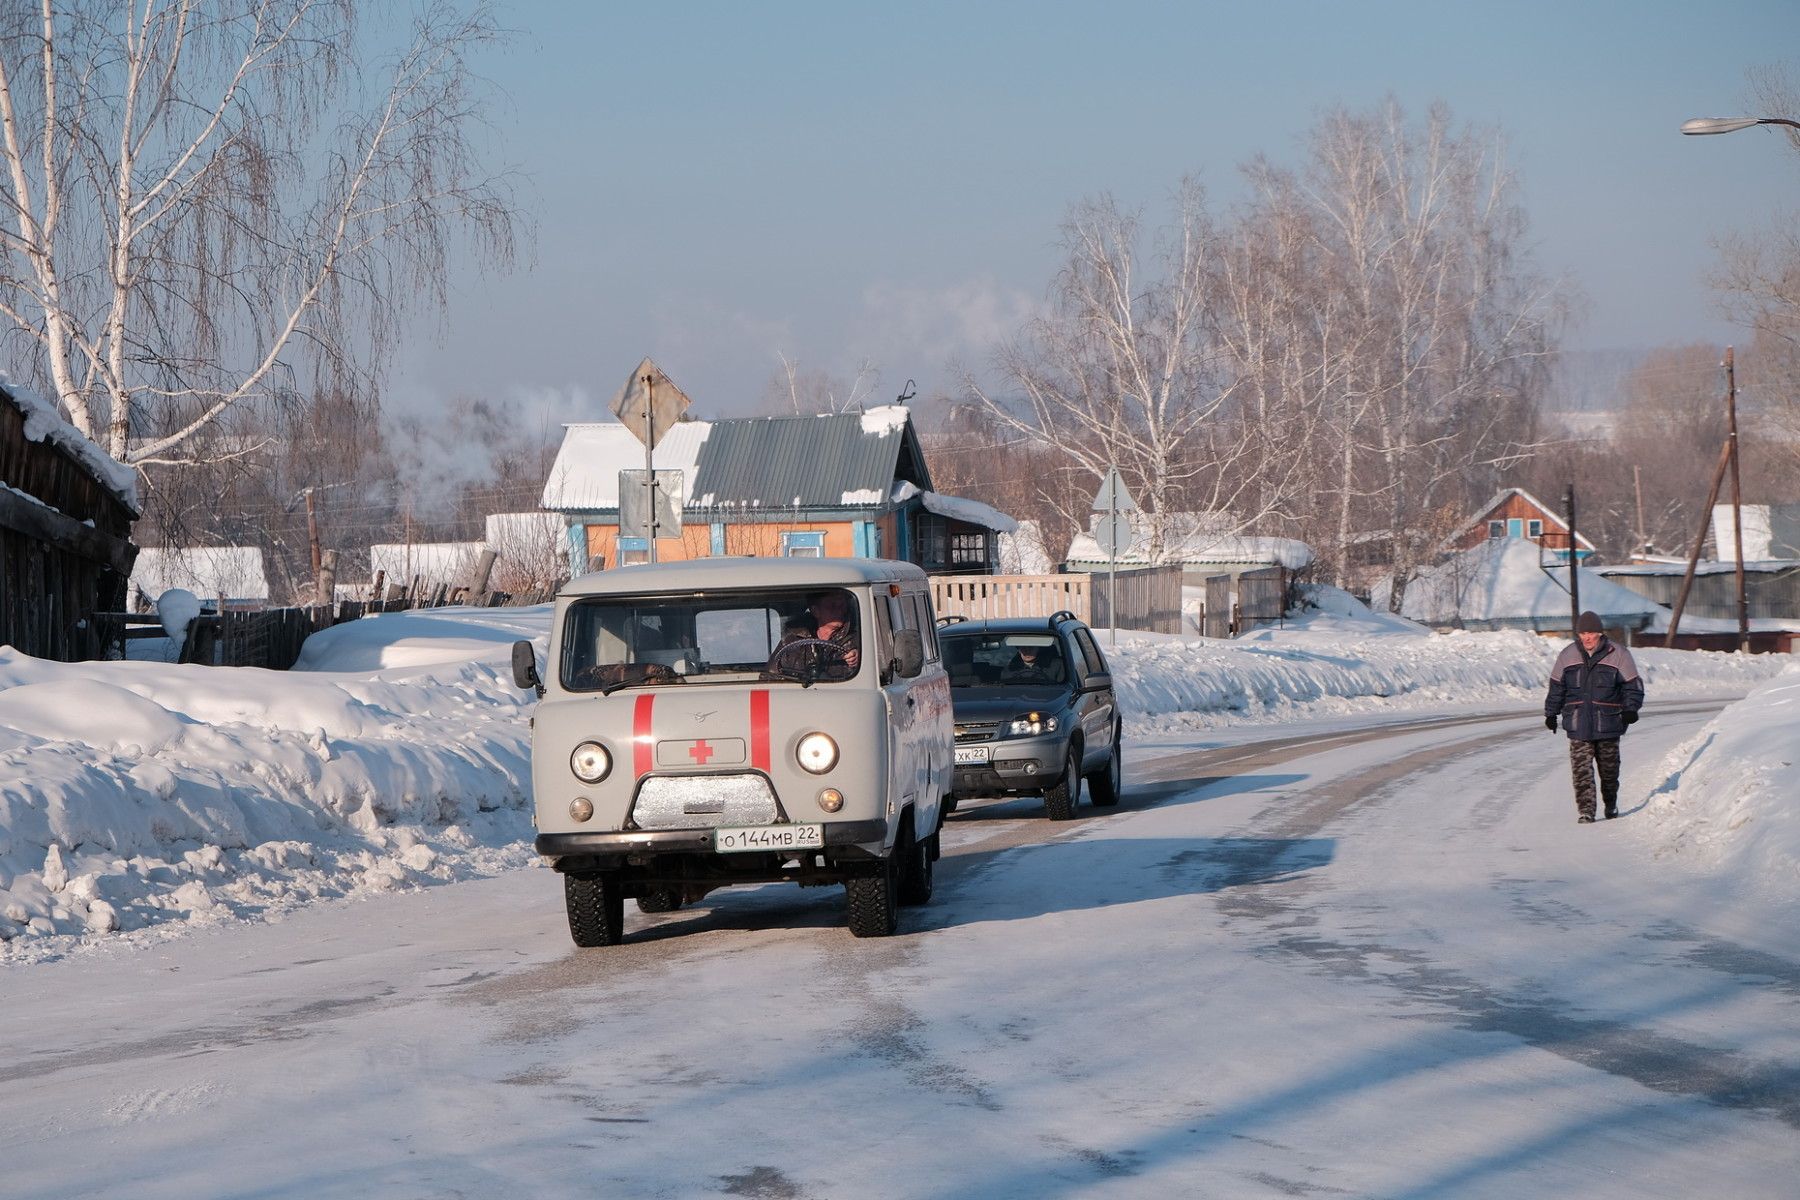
[565,871,625,947]
[1044,746,1081,821]
[846,851,899,937]
[635,887,683,914]
[1086,725,1122,808]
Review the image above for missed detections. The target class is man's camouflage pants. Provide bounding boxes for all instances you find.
[1568,738,1621,820]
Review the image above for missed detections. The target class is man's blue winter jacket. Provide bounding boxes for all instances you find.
[1545,636,1645,742]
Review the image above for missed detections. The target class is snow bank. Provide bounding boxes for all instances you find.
[1120,589,1782,730]
[0,623,542,962]
[0,591,1788,963]
[1640,662,1800,900]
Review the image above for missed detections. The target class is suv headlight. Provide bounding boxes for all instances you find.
[1004,712,1059,738]
[570,740,612,783]
[797,732,839,774]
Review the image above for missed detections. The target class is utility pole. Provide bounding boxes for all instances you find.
[1632,466,1648,559]
[1724,347,1750,652]
[1564,485,1580,636]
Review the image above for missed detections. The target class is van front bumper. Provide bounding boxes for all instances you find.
[536,819,888,860]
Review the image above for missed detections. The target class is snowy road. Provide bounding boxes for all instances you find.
[5,701,1798,1199]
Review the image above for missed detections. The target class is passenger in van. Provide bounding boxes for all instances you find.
[766,590,860,680]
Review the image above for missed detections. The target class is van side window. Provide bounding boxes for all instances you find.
[903,592,938,662]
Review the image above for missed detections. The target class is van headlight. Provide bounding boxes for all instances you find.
[570,741,612,783]
[1005,712,1059,738]
[796,732,839,774]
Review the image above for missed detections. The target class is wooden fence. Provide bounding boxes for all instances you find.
[930,566,1183,634]
[1201,566,1295,638]
[931,574,1090,623]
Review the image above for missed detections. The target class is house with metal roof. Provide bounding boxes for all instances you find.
[540,405,1016,575]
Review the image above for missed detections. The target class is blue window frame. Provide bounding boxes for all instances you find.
[617,535,649,565]
[1507,518,1523,537]
[781,531,825,557]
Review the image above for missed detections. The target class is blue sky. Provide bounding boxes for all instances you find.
[391,0,1799,425]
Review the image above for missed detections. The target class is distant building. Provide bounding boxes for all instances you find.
[1711,503,1800,562]
[540,406,1016,575]
[1443,487,1595,562]
[1064,511,1313,582]
[129,546,269,610]
[1402,537,1657,637]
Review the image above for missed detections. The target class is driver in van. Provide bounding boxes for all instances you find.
[767,590,860,679]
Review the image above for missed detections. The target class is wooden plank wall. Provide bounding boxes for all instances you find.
[0,393,136,662]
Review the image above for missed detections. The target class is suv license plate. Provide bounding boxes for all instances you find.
[715,824,825,853]
[955,746,990,764]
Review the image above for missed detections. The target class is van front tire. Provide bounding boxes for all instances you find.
[565,871,625,947]
[846,853,899,937]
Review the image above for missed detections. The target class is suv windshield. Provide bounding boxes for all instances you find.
[562,588,862,691]
[942,632,1069,689]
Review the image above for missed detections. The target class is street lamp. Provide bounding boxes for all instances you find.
[1681,116,1800,135]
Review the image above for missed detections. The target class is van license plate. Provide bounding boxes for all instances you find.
[715,824,825,853]
[955,746,990,764]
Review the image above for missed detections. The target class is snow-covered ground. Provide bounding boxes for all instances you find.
[0,595,1791,964]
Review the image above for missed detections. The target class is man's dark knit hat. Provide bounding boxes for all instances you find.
[1576,610,1604,634]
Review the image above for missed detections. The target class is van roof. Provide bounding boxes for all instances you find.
[559,555,928,598]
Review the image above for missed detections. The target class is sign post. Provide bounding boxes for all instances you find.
[609,357,691,563]
[1088,466,1138,648]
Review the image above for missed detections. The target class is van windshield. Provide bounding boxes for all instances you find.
[561,588,862,691]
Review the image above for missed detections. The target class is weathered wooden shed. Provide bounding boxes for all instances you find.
[0,381,138,661]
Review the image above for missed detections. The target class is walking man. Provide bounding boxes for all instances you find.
[1545,611,1645,823]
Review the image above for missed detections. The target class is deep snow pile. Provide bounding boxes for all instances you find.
[0,607,549,962]
[1641,662,1800,898]
[0,593,1789,962]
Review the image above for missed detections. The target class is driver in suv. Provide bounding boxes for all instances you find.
[938,611,1122,821]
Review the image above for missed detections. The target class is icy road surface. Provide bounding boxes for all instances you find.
[4,704,1797,1199]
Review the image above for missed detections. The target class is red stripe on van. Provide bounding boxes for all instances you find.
[750,689,771,771]
[633,694,655,778]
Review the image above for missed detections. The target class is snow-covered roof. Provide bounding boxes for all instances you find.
[1065,529,1314,570]
[540,420,712,511]
[888,481,1018,533]
[129,546,268,602]
[1441,487,1596,552]
[1401,537,1659,628]
[1,374,140,514]
[370,542,486,587]
[1596,559,1800,578]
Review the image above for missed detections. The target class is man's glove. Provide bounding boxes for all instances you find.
[1545,715,1558,732]
[1622,710,1639,726]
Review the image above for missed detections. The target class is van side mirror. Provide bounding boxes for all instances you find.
[511,640,545,697]
[892,629,924,679]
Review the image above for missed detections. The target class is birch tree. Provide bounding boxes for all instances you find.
[1300,101,1559,608]
[963,181,1266,562]
[0,0,522,465]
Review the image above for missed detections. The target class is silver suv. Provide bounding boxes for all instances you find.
[937,612,1122,820]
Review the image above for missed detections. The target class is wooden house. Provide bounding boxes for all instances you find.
[1444,487,1596,562]
[0,381,138,660]
[541,406,1016,575]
